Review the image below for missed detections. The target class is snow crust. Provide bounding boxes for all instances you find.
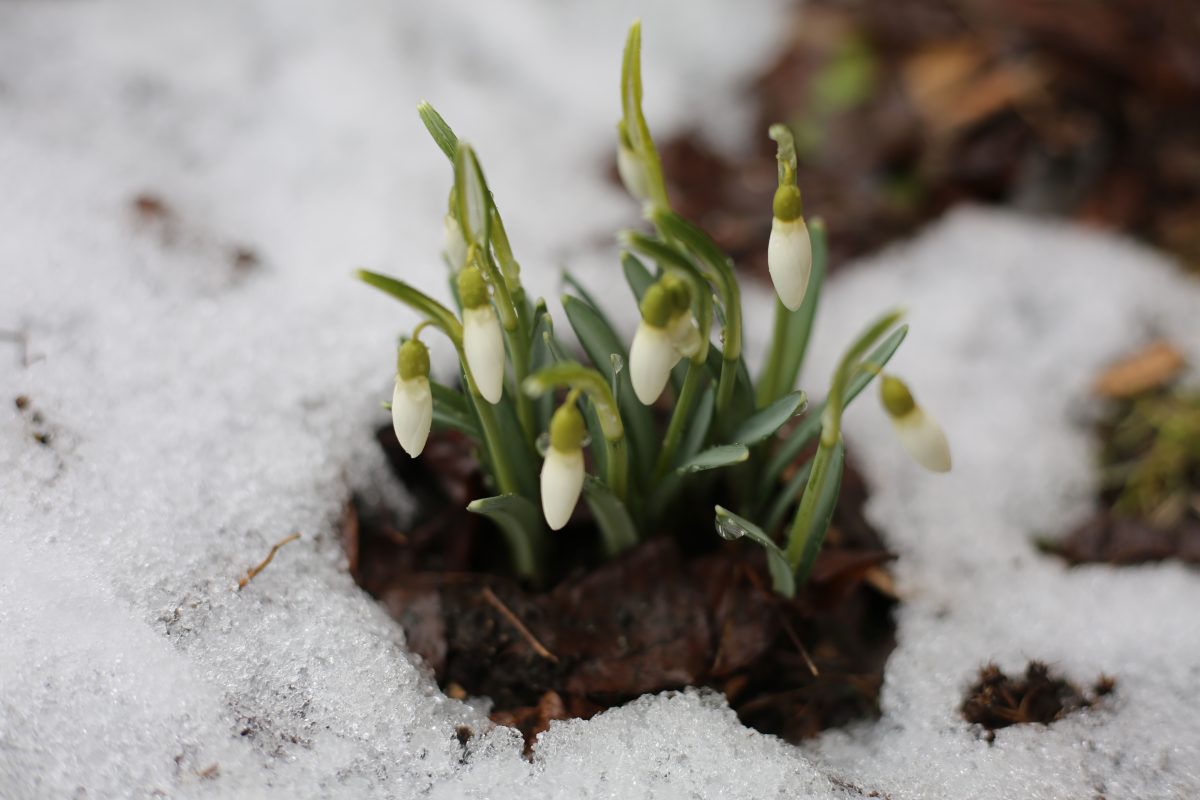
[2,1,1199,798]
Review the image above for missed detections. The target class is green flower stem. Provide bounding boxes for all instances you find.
[757,297,790,408]
[655,359,705,478]
[784,309,903,580]
[469,380,521,496]
[606,436,629,506]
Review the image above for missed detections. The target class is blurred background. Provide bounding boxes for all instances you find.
[657,0,1200,277]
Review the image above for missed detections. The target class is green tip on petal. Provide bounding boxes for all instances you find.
[880,374,916,418]
[456,265,489,309]
[639,282,672,328]
[549,401,586,452]
[397,338,431,381]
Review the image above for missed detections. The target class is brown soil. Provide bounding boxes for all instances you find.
[961,662,1115,742]
[344,425,898,751]
[653,0,1200,277]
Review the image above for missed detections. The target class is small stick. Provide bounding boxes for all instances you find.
[238,532,301,589]
[480,585,559,664]
[740,563,819,677]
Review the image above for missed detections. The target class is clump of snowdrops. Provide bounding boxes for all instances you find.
[360,22,950,594]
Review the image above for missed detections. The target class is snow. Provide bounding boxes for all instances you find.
[2,1,1199,798]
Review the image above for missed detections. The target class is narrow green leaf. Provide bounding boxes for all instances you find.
[454,143,490,246]
[355,270,462,343]
[676,443,749,475]
[487,394,539,500]
[582,476,639,557]
[562,271,614,330]
[561,294,656,480]
[621,251,655,302]
[764,458,813,534]
[679,385,716,464]
[713,506,795,598]
[431,381,479,438]
[792,439,845,586]
[730,390,807,446]
[466,494,545,582]
[417,101,458,161]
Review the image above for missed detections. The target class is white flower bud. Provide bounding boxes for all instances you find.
[767,216,812,312]
[442,214,467,272]
[540,446,584,530]
[540,402,586,530]
[463,304,505,404]
[629,320,679,405]
[890,408,952,473]
[391,376,432,457]
[880,375,951,473]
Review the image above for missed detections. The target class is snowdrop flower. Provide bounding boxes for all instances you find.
[661,275,702,359]
[540,400,586,530]
[392,338,432,458]
[880,374,951,472]
[630,282,682,405]
[442,213,467,272]
[767,184,812,311]
[458,265,505,404]
[616,121,649,202]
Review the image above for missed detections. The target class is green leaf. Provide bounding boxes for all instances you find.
[356,270,462,343]
[764,458,813,534]
[454,143,491,246]
[466,494,545,583]
[582,476,639,557]
[730,390,807,447]
[431,381,480,438]
[528,303,557,430]
[561,294,656,479]
[714,506,795,598]
[562,271,616,331]
[417,101,458,161]
[487,394,540,501]
[621,251,655,302]
[676,443,749,475]
[679,385,716,464]
[791,439,845,585]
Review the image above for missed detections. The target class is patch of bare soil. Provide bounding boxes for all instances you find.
[344,425,899,751]
[962,662,1115,742]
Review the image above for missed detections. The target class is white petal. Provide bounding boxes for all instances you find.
[767,217,812,311]
[617,143,649,201]
[629,321,678,405]
[667,313,702,359]
[891,408,952,472]
[442,215,467,272]
[463,305,506,404]
[540,447,584,530]
[392,377,432,457]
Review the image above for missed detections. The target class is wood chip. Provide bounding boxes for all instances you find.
[1093,340,1185,398]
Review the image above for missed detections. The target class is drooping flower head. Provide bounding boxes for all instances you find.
[880,374,951,473]
[540,399,586,530]
[767,184,812,312]
[630,281,682,405]
[392,337,432,458]
[457,262,505,404]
